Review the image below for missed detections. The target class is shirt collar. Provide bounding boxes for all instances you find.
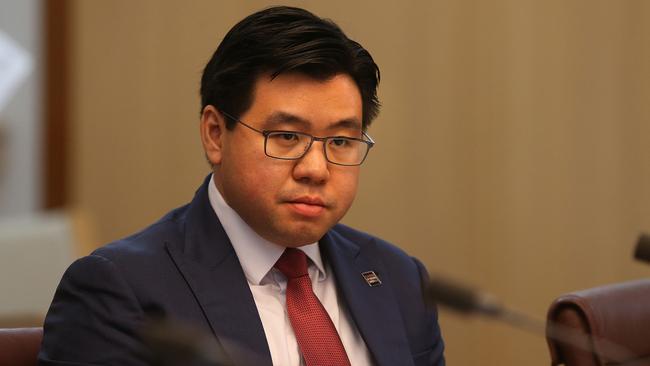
[207,174,326,285]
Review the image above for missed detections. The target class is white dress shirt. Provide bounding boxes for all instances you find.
[208,175,373,366]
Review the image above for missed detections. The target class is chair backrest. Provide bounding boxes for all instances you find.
[0,327,43,366]
[546,279,650,366]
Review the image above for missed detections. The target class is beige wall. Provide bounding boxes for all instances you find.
[68,1,650,364]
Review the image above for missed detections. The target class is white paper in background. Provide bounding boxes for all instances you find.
[0,30,33,116]
[0,211,75,316]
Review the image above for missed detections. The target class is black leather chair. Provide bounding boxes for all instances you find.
[546,279,650,366]
[0,327,42,366]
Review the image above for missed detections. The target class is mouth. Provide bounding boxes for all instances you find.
[286,196,328,218]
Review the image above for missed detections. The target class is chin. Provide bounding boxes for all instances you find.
[277,226,327,248]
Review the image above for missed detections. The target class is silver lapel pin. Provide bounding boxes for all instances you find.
[361,271,382,287]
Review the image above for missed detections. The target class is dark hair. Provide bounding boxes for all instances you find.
[200,6,380,130]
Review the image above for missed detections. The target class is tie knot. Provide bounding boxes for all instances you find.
[275,248,309,279]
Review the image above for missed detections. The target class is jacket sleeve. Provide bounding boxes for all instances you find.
[413,257,446,366]
[38,254,149,366]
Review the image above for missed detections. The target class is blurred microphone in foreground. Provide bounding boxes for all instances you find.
[425,276,639,363]
[634,233,650,264]
[140,317,232,366]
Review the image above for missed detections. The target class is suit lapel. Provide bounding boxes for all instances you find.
[166,177,273,366]
[321,229,415,366]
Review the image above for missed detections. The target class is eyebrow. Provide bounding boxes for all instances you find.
[262,111,362,132]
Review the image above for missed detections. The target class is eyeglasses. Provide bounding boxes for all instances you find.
[221,111,375,166]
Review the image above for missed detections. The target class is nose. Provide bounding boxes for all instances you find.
[292,140,330,184]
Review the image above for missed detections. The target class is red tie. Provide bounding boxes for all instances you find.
[275,248,351,366]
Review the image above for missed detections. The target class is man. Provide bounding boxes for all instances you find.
[39,6,444,366]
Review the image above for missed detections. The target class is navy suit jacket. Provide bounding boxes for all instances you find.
[39,177,445,366]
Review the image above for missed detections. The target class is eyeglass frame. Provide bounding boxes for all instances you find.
[220,111,375,166]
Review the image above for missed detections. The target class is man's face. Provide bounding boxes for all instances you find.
[201,73,364,247]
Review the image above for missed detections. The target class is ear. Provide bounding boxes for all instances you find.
[200,105,227,165]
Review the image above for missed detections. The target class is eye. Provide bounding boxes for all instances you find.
[279,133,299,141]
[268,131,303,147]
[330,138,351,147]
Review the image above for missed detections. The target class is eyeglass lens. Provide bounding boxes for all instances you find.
[265,131,368,165]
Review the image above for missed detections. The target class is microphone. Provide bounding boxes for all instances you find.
[425,277,502,316]
[425,276,637,362]
[634,233,650,264]
[140,316,232,366]
[425,276,547,336]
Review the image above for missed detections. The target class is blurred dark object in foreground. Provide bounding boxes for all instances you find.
[634,234,650,264]
[141,316,232,366]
